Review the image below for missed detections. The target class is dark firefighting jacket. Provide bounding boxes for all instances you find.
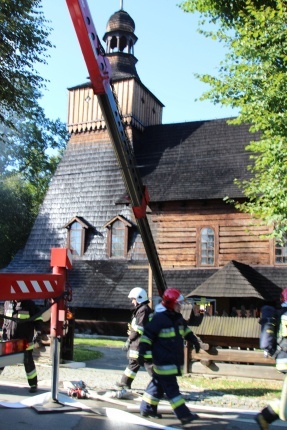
[139,307,200,376]
[127,301,153,359]
[2,300,42,350]
[275,307,287,373]
[259,304,287,373]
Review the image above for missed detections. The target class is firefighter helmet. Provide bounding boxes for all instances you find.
[281,288,287,303]
[128,287,148,304]
[162,288,184,311]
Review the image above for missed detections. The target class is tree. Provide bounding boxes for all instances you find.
[0,110,68,268]
[0,0,52,130]
[180,0,287,240]
[0,0,69,266]
[1,105,68,204]
[0,175,36,268]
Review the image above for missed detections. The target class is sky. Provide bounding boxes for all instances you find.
[38,0,238,125]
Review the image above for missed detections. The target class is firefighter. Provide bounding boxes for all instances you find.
[116,287,153,389]
[137,288,200,424]
[256,288,287,429]
[1,300,43,393]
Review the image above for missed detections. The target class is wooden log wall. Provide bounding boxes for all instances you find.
[150,201,273,268]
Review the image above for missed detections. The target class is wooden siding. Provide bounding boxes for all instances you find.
[131,80,163,127]
[150,203,273,268]
[190,316,260,339]
[67,79,163,134]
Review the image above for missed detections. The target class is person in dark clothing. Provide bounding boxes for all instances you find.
[137,288,201,425]
[1,300,43,393]
[116,287,153,389]
[256,289,287,429]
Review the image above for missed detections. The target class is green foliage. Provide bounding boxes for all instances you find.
[0,175,36,268]
[0,0,52,129]
[180,0,277,26]
[180,0,287,238]
[0,0,69,267]
[0,106,68,203]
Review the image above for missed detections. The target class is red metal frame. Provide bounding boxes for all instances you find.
[66,0,111,94]
[0,273,64,301]
[0,248,72,337]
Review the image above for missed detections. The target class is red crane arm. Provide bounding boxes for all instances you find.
[66,0,111,94]
[66,0,167,296]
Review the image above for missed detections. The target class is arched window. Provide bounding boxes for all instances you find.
[200,227,215,266]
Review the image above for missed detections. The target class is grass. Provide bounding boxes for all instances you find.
[73,337,124,362]
[73,337,283,401]
[179,375,282,400]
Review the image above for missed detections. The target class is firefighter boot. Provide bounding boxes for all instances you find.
[29,385,38,393]
[255,405,279,430]
[255,414,269,430]
[180,413,199,425]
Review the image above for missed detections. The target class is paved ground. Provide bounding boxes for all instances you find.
[0,345,286,429]
[0,345,274,411]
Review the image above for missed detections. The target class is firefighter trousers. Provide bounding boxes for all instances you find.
[0,350,37,388]
[120,358,153,388]
[259,374,287,424]
[24,349,37,388]
[140,373,192,420]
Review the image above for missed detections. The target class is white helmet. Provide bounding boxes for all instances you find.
[128,287,148,304]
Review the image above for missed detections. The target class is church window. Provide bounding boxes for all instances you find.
[65,217,90,256]
[200,227,215,266]
[275,238,287,264]
[104,216,132,258]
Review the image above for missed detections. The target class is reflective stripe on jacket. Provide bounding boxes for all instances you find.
[139,309,199,376]
[2,300,42,343]
[127,301,153,359]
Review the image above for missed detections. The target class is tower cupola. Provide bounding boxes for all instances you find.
[103,9,139,80]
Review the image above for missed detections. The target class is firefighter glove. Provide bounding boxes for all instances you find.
[122,339,131,351]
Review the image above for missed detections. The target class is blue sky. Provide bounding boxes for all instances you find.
[38,0,237,125]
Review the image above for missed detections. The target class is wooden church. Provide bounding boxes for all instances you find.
[3,6,287,328]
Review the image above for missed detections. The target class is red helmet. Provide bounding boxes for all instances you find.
[281,288,287,303]
[162,288,184,311]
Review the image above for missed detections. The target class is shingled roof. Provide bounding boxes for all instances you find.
[19,118,259,262]
[3,117,284,309]
[21,138,129,260]
[186,260,282,302]
[135,119,260,201]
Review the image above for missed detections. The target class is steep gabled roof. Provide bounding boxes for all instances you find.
[186,260,282,301]
[21,138,131,260]
[135,119,260,202]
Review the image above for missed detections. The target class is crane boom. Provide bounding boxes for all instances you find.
[66,0,167,296]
